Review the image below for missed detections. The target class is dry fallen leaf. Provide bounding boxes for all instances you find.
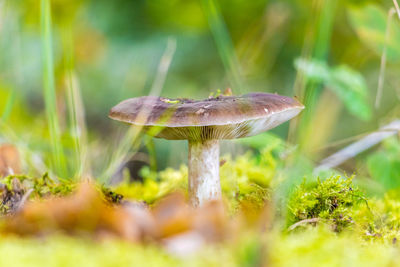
[1,183,261,252]
[194,200,228,242]
[0,144,21,177]
[152,193,229,242]
[3,182,152,243]
[152,192,194,239]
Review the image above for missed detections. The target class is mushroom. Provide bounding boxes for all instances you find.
[109,92,304,207]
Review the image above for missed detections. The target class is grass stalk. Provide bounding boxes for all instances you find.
[202,0,244,92]
[375,8,395,109]
[1,91,15,123]
[40,0,67,176]
[62,26,91,180]
[281,0,338,211]
[292,0,337,151]
[1,1,15,124]
[393,0,400,19]
[100,38,176,183]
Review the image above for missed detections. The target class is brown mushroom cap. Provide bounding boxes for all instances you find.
[109,92,304,140]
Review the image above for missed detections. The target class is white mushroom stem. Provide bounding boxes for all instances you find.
[188,139,221,207]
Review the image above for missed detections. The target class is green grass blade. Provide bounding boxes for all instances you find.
[376,8,396,108]
[100,38,176,183]
[202,0,244,92]
[62,26,91,180]
[40,0,67,177]
[1,2,15,124]
[1,90,16,123]
[290,0,337,151]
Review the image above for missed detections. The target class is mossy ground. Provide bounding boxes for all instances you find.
[2,149,400,266]
[1,227,400,267]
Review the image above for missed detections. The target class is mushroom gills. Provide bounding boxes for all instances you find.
[148,107,302,140]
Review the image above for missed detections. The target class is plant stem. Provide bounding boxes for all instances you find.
[1,91,15,123]
[202,0,244,92]
[296,0,337,152]
[40,0,67,176]
[375,8,395,109]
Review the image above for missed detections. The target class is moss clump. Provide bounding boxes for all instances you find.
[2,173,75,198]
[287,176,366,232]
[111,149,275,212]
[112,165,188,204]
[2,227,400,267]
[352,191,400,243]
[0,174,130,214]
[0,173,76,214]
[220,151,273,212]
[101,186,124,204]
[269,226,400,267]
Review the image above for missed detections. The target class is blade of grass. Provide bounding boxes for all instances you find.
[376,0,400,108]
[1,1,16,124]
[202,0,244,92]
[301,0,337,121]
[40,0,67,177]
[100,38,176,183]
[288,0,320,144]
[393,0,400,19]
[1,90,15,123]
[375,8,396,109]
[279,0,338,215]
[62,25,91,180]
[290,0,338,151]
[0,0,7,30]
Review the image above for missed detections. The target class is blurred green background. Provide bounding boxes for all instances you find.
[1,0,399,190]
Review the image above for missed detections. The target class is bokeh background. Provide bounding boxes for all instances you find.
[1,0,399,192]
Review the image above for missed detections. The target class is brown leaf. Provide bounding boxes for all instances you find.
[194,200,228,242]
[152,192,194,239]
[0,144,21,177]
[3,182,151,243]
[152,193,230,244]
[3,186,239,247]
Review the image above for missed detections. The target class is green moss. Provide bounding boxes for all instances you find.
[111,149,275,211]
[2,173,75,197]
[353,191,400,243]
[2,227,400,267]
[2,157,400,266]
[269,226,400,267]
[0,173,76,214]
[0,235,238,267]
[287,176,366,231]
[113,165,188,204]
[286,175,400,241]
[101,186,124,204]
[220,151,273,212]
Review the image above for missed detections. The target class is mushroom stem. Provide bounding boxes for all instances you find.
[188,139,221,207]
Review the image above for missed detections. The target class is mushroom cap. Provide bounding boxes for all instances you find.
[109,92,304,140]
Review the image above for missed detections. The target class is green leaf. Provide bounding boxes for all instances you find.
[367,138,400,190]
[348,4,400,61]
[329,65,371,120]
[294,58,330,82]
[367,152,392,189]
[295,58,371,120]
